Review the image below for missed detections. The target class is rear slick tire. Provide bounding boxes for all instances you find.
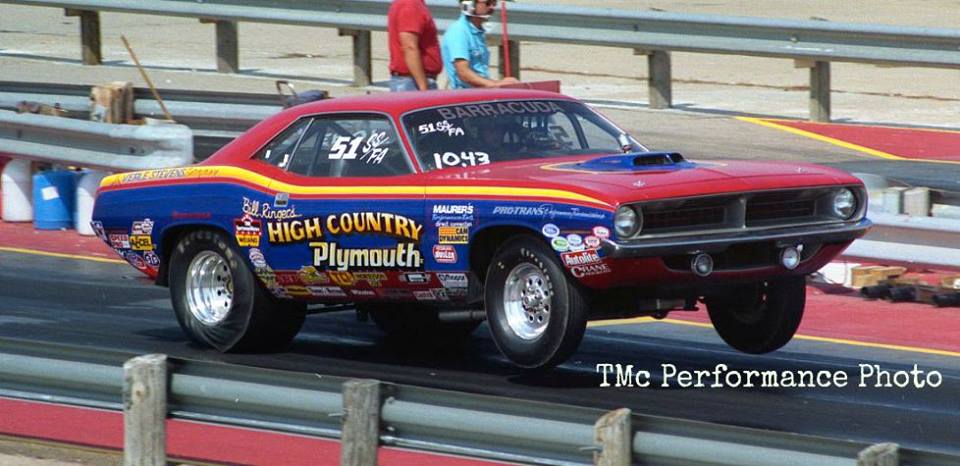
[706,275,806,354]
[169,229,305,352]
[484,235,588,370]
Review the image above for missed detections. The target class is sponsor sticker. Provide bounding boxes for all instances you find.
[551,237,569,252]
[541,223,560,238]
[274,192,289,207]
[286,286,313,297]
[431,289,450,301]
[307,286,346,298]
[234,214,262,247]
[328,271,355,287]
[109,233,131,249]
[561,249,602,267]
[123,251,146,271]
[438,226,469,244]
[432,244,458,264]
[350,289,376,297]
[131,219,154,235]
[130,235,153,251]
[354,272,387,287]
[571,263,612,278]
[400,272,431,284]
[249,248,267,268]
[275,271,306,286]
[298,266,330,285]
[143,251,161,268]
[90,221,107,241]
[414,290,438,301]
[566,234,583,247]
[584,235,602,248]
[592,226,610,239]
[437,272,469,288]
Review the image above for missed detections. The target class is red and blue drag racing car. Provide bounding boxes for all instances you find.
[93,89,870,369]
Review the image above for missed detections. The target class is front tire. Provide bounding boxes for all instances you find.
[169,229,305,352]
[484,235,588,370]
[706,275,806,354]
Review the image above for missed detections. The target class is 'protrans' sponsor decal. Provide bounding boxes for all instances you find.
[492,203,606,220]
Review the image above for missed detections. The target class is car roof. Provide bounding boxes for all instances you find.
[284,88,579,117]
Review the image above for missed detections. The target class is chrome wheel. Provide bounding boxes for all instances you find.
[503,263,552,340]
[185,251,233,325]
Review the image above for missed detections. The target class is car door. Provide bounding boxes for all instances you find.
[253,113,426,302]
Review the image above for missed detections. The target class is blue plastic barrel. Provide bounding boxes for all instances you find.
[33,170,77,230]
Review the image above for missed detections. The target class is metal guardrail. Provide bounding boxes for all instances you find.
[847,212,960,270]
[0,110,193,171]
[5,0,960,121]
[0,338,956,465]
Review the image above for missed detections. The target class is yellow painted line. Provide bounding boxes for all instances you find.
[590,317,960,358]
[0,246,125,264]
[736,116,960,166]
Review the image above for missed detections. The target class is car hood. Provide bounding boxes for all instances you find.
[422,153,861,207]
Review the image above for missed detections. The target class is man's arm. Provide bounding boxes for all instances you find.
[454,59,519,88]
[399,32,430,91]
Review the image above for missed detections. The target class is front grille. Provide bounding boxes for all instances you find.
[628,187,859,239]
[645,206,726,231]
[746,192,816,226]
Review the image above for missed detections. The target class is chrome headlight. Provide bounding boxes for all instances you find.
[615,206,642,238]
[831,188,857,219]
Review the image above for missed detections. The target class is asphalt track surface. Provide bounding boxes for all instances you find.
[1,250,958,455]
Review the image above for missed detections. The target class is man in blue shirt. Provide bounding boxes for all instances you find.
[441,0,520,89]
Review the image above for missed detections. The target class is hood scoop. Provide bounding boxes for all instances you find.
[559,152,696,173]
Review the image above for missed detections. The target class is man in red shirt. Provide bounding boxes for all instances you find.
[388,0,443,91]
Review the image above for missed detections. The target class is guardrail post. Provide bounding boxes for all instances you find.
[341,379,381,466]
[201,19,239,73]
[594,408,631,466]
[123,354,168,466]
[857,443,899,466]
[65,9,101,65]
[809,60,830,122]
[339,29,372,87]
[648,50,672,109]
[498,40,521,80]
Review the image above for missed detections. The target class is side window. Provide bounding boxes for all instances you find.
[317,115,411,178]
[254,119,312,169]
[286,120,326,176]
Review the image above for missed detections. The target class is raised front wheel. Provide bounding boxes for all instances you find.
[706,276,806,354]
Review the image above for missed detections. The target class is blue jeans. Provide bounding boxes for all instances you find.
[389,75,437,92]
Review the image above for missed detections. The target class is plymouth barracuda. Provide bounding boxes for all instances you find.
[93,89,870,369]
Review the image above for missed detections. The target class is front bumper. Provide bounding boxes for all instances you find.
[601,218,872,258]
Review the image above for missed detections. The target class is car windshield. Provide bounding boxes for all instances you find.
[402,99,644,172]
